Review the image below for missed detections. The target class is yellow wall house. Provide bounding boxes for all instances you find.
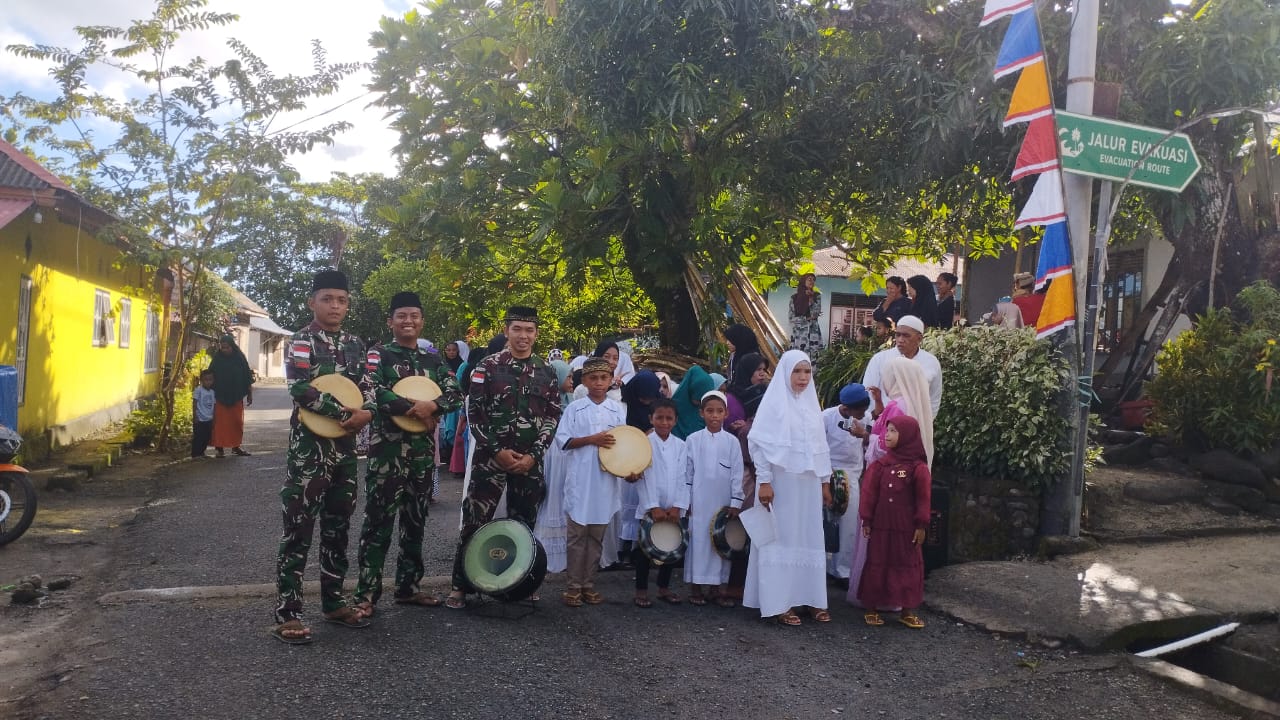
[0,139,168,458]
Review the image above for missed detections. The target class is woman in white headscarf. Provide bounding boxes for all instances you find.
[866,357,934,468]
[745,349,834,626]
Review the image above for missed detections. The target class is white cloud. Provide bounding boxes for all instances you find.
[1,0,410,182]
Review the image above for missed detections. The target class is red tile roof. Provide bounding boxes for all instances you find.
[811,245,964,281]
[0,138,74,192]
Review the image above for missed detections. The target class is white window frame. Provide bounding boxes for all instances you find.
[144,308,160,373]
[118,297,132,349]
[93,289,112,347]
[16,276,32,406]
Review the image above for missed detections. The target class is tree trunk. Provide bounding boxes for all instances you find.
[619,223,701,354]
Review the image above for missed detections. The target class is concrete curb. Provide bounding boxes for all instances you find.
[97,575,455,605]
[1130,656,1280,719]
[1088,526,1280,545]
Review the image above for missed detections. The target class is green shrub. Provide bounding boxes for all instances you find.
[922,326,1072,490]
[1146,282,1280,453]
[813,341,879,407]
[124,350,210,445]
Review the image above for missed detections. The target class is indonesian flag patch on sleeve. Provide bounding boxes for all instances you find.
[366,348,381,372]
[290,340,312,370]
[471,365,485,384]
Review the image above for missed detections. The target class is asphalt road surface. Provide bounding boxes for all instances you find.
[18,387,1237,720]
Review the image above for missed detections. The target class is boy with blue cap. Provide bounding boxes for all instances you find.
[823,383,872,583]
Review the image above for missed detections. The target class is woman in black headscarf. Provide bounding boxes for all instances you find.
[906,275,940,328]
[788,273,823,353]
[208,334,254,457]
[724,323,760,382]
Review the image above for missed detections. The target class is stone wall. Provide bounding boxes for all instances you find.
[932,466,1042,563]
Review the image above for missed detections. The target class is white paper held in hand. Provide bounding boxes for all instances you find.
[737,504,777,547]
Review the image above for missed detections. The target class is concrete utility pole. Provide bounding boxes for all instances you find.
[1048,0,1099,537]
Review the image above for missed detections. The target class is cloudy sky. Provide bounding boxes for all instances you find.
[0,0,412,182]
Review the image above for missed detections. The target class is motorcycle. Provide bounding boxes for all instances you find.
[0,424,37,546]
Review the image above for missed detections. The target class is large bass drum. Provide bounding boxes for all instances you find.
[461,519,547,602]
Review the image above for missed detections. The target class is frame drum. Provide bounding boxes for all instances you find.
[598,425,652,477]
[298,374,363,439]
[830,468,851,517]
[638,516,687,566]
[390,375,443,433]
[461,519,547,602]
[710,507,750,560]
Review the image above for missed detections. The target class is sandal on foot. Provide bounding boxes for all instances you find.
[899,612,925,629]
[444,594,467,610]
[271,619,313,645]
[352,600,375,619]
[323,606,371,629]
[582,590,605,605]
[561,591,583,607]
[687,593,708,606]
[715,595,737,609]
[394,592,442,608]
[864,611,885,626]
[232,447,251,456]
[657,591,682,605]
[633,596,653,608]
[776,611,802,626]
[807,607,832,623]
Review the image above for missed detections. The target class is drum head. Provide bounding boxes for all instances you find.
[390,376,443,433]
[638,516,687,566]
[299,374,363,438]
[462,520,537,595]
[710,507,750,560]
[598,425,652,477]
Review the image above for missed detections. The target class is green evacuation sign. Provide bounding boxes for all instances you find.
[1056,111,1201,192]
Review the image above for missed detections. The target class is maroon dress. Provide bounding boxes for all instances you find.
[857,418,931,610]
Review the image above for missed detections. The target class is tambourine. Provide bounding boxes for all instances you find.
[390,375,443,433]
[298,374,363,438]
[597,425,652,477]
[638,516,687,566]
[710,507,750,560]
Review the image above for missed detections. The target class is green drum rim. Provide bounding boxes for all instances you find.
[463,520,536,593]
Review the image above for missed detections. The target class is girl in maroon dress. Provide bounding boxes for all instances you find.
[857,415,930,628]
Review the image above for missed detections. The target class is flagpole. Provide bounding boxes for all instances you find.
[1059,0,1100,538]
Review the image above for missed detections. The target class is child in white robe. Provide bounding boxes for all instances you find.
[555,358,631,606]
[823,383,871,581]
[746,350,834,626]
[632,399,689,607]
[683,391,744,607]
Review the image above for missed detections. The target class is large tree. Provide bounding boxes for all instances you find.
[2,0,359,447]
[368,0,1025,353]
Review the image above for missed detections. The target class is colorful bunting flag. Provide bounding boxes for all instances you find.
[1014,169,1066,229]
[1033,221,1076,337]
[1011,115,1060,181]
[1004,59,1052,126]
[979,0,1036,26]
[993,10,1044,80]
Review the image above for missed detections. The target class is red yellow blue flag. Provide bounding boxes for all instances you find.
[1004,59,1052,126]
[1033,221,1076,338]
[1014,169,1067,229]
[994,10,1044,79]
[1011,115,1060,181]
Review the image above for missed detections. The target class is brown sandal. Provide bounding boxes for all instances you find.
[899,612,925,629]
[352,600,375,618]
[271,619,313,645]
[776,611,802,626]
[581,590,605,605]
[323,606,371,628]
[807,607,832,623]
[561,591,583,607]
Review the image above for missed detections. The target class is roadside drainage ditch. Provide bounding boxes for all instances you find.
[1126,619,1280,717]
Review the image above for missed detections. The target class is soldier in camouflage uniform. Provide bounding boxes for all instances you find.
[445,306,562,609]
[352,292,462,615]
[272,270,373,644]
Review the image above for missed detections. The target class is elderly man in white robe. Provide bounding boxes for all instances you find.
[861,315,943,416]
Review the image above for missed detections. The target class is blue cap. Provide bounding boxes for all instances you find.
[838,383,870,407]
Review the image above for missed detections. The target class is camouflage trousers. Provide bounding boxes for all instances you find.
[274,427,358,623]
[354,439,435,605]
[450,451,546,591]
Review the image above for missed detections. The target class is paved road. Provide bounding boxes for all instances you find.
[20,387,1237,720]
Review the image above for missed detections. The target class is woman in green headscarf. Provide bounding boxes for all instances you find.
[672,365,716,440]
[208,335,254,457]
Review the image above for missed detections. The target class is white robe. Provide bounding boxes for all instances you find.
[683,428,744,585]
[534,440,569,573]
[823,406,868,579]
[636,433,690,517]
[744,443,830,616]
[555,396,626,526]
[862,347,943,416]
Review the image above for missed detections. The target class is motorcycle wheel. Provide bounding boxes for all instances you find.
[0,471,37,546]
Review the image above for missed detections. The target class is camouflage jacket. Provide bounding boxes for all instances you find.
[359,340,463,446]
[286,321,370,430]
[468,349,561,464]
